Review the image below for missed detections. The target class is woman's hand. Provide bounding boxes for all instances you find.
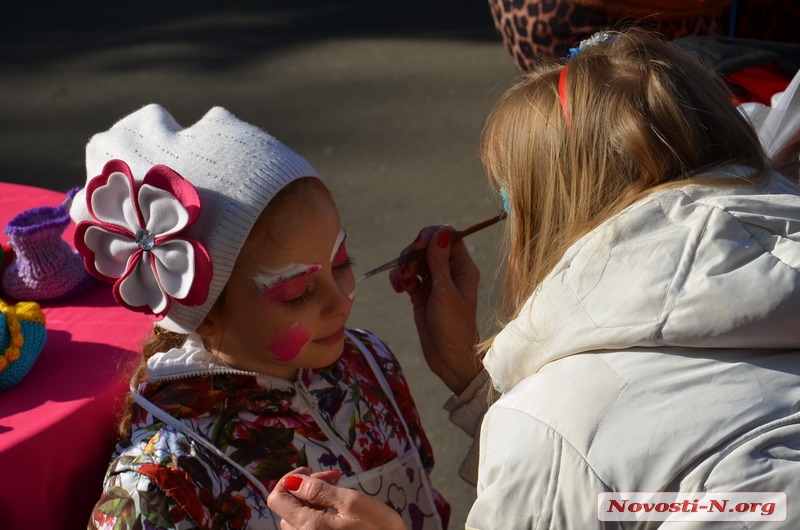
[389,225,483,395]
[267,469,406,530]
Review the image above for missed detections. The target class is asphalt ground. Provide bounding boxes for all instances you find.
[0,2,519,527]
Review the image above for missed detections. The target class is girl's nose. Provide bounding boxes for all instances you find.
[324,277,354,317]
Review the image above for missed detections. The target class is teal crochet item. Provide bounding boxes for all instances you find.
[0,300,47,391]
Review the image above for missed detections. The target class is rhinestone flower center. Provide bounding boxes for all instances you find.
[135,229,155,250]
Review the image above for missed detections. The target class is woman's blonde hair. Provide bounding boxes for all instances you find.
[480,28,768,339]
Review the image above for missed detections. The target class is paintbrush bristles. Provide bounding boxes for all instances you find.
[356,211,506,282]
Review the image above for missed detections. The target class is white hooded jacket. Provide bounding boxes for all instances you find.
[467,168,800,529]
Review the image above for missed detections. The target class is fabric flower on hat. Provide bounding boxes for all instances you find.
[74,159,212,318]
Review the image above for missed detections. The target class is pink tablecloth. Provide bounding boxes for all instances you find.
[0,183,152,530]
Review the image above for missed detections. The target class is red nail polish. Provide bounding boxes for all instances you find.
[390,276,403,292]
[399,263,409,275]
[437,230,451,248]
[414,232,423,244]
[284,476,303,491]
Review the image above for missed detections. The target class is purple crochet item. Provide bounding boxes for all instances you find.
[2,188,95,302]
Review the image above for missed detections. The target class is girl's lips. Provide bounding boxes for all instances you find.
[315,327,345,345]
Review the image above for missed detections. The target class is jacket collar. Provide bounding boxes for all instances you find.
[146,332,268,382]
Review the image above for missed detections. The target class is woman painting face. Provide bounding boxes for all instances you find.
[199,179,355,380]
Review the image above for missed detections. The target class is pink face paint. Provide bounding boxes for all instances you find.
[332,242,348,268]
[266,277,305,303]
[330,229,346,262]
[253,263,321,302]
[268,323,310,362]
[331,229,356,300]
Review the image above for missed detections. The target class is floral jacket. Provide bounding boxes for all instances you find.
[88,328,449,529]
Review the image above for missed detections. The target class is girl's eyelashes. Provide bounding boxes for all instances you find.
[283,287,313,307]
[331,236,353,273]
[265,233,353,307]
[281,256,353,307]
[331,240,350,268]
[333,256,354,272]
[256,263,320,305]
[263,276,310,304]
[264,254,353,307]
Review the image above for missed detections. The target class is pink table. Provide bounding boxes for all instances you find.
[0,183,151,530]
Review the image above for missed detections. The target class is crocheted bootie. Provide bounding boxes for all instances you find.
[2,188,94,302]
[0,299,46,390]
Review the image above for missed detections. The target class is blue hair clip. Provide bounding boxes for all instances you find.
[499,188,512,215]
[562,31,619,61]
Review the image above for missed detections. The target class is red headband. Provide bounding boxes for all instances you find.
[559,65,570,126]
[558,31,620,127]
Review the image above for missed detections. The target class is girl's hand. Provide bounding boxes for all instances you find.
[267,470,406,530]
[389,225,483,395]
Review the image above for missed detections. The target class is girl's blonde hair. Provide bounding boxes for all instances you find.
[480,28,768,342]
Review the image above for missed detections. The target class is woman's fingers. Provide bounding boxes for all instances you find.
[268,472,406,530]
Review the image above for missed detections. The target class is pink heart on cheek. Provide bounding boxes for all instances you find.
[268,323,311,362]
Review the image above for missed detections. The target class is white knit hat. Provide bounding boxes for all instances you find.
[69,104,320,333]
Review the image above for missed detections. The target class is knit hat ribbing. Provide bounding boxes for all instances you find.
[69,104,320,333]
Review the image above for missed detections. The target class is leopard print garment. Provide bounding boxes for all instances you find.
[488,0,800,73]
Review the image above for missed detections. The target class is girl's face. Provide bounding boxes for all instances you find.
[202,180,355,380]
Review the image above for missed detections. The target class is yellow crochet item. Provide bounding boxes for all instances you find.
[0,299,46,389]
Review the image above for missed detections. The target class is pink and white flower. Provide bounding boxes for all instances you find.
[74,159,212,318]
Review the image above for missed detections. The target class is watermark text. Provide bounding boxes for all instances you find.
[597,492,786,522]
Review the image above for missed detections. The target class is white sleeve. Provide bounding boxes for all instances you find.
[466,404,613,530]
[443,369,495,485]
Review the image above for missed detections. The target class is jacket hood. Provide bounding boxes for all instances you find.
[485,168,800,393]
[144,333,262,382]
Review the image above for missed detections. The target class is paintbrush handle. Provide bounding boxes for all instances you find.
[358,211,506,280]
[456,211,507,238]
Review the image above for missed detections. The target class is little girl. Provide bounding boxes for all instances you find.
[71,104,450,529]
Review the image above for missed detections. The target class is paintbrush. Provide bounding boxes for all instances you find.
[356,211,507,282]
